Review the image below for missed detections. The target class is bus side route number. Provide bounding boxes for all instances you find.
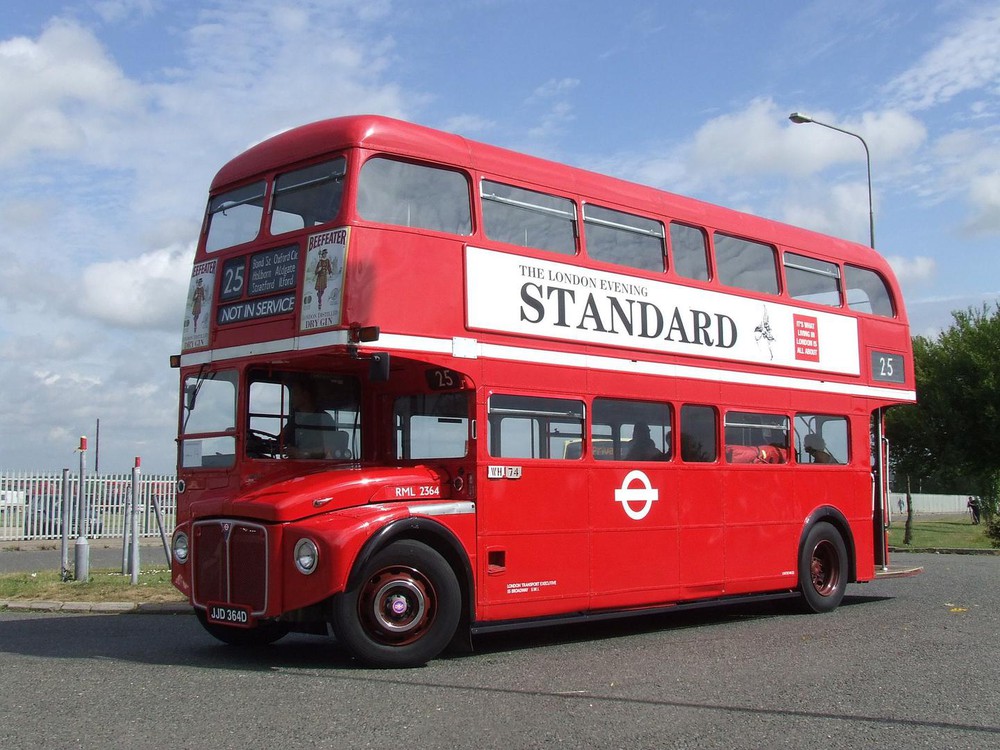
[425,368,464,390]
[871,351,906,383]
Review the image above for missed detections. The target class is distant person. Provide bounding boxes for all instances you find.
[968,496,981,525]
[803,434,837,464]
[626,423,665,461]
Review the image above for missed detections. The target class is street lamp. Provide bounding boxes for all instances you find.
[788,112,875,249]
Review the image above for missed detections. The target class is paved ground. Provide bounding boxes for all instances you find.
[2,552,997,749]
[0,537,171,574]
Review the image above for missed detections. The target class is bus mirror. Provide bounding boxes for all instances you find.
[370,352,390,382]
[351,325,380,343]
[184,384,198,411]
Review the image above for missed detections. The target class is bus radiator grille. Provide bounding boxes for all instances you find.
[192,520,269,614]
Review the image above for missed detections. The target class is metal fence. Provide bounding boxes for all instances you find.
[0,470,176,543]
[888,492,972,516]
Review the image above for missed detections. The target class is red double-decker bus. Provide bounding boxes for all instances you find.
[170,115,917,667]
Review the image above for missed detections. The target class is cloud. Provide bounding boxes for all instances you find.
[77,243,195,330]
[0,19,143,165]
[964,172,1000,234]
[92,0,159,24]
[523,78,580,141]
[688,98,793,178]
[686,99,926,186]
[440,114,496,136]
[0,1,425,472]
[930,129,1000,235]
[887,5,1000,111]
[887,255,936,285]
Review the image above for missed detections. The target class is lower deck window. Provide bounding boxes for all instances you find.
[488,394,584,459]
[680,404,718,462]
[394,393,470,459]
[796,414,848,464]
[592,398,671,461]
[725,411,789,464]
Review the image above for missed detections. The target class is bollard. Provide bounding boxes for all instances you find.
[74,436,90,581]
[130,458,141,584]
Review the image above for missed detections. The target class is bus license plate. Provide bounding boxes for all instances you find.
[207,602,253,628]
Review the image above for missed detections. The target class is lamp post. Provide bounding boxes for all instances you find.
[788,112,875,249]
[790,112,888,571]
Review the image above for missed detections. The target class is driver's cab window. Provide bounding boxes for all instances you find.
[247,371,360,460]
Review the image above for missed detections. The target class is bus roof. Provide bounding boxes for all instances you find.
[211,114,892,273]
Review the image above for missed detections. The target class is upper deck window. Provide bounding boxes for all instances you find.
[784,252,842,307]
[845,264,895,317]
[670,223,710,281]
[205,181,267,253]
[481,180,577,255]
[357,157,472,235]
[584,204,664,273]
[270,157,346,235]
[713,233,779,295]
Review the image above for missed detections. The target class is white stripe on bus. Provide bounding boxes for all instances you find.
[180,330,915,402]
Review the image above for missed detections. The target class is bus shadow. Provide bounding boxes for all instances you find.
[468,592,894,658]
[0,612,356,671]
[0,591,894,671]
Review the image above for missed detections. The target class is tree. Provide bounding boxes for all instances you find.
[887,304,1000,532]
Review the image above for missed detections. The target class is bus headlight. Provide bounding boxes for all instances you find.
[294,538,319,575]
[173,532,189,564]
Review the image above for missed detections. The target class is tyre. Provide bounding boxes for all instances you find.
[195,608,289,647]
[332,540,461,668]
[798,521,848,613]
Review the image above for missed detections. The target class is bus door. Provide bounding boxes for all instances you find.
[587,399,679,609]
[676,405,725,595]
[720,411,794,591]
[476,393,591,620]
[871,409,890,569]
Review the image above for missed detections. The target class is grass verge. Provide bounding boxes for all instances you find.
[888,513,994,550]
[0,568,185,604]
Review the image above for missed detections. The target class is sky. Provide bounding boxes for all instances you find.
[1,0,999,474]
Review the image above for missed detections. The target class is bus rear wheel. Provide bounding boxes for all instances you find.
[332,540,461,668]
[798,521,848,613]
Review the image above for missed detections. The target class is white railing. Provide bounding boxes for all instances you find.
[888,492,973,516]
[0,470,176,543]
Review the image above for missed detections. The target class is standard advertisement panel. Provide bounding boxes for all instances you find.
[465,246,860,375]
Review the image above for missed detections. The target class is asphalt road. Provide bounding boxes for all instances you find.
[1,552,998,749]
[0,539,171,574]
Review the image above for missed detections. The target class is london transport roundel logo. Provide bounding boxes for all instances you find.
[614,470,659,520]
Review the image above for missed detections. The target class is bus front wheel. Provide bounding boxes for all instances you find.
[798,521,848,613]
[332,540,461,668]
